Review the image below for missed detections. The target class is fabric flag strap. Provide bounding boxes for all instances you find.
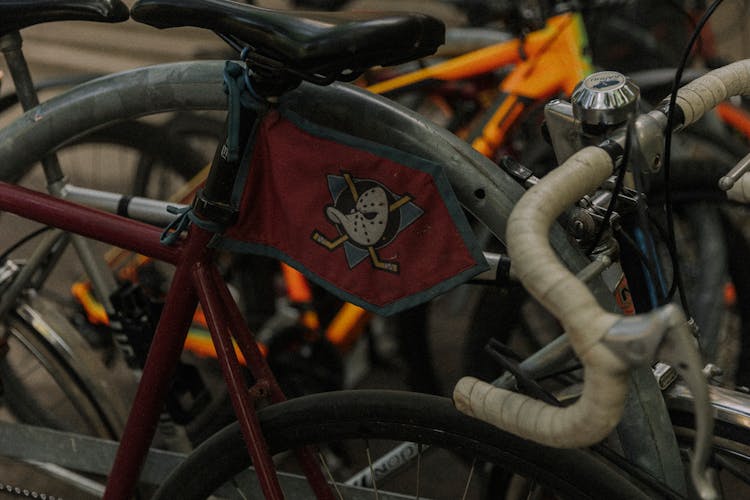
[216,108,488,316]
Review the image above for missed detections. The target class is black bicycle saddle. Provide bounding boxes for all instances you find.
[130,0,445,82]
[0,0,129,36]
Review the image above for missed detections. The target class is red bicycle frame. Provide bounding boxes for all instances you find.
[0,181,333,499]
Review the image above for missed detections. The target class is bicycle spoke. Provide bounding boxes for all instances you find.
[365,440,380,500]
[415,443,422,500]
[318,451,344,500]
[460,458,476,500]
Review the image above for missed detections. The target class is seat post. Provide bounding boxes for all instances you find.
[193,61,300,228]
[194,102,259,227]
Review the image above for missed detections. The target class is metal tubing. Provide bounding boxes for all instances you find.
[204,265,285,402]
[102,226,211,500]
[64,184,183,226]
[193,263,285,500]
[0,229,66,319]
[0,181,179,265]
[204,266,335,499]
[1,31,65,182]
[0,32,40,110]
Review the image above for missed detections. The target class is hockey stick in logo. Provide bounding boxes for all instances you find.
[312,172,421,273]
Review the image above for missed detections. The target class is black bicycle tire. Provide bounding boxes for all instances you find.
[0,311,122,439]
[153,390,656,499]
[58,118,214,197]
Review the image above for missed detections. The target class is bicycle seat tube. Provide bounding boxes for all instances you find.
[194,66,298,226]
[195,103,258,226]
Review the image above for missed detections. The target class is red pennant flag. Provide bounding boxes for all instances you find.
[219,109,487,316]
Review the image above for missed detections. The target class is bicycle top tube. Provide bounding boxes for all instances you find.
[130,0,445,84]
[0,0,128,36]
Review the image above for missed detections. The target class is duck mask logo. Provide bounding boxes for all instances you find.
[217,109,487,316]
[312,172,423,274]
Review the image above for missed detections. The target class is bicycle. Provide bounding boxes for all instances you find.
[0,0,742,499]
[154,28,748,495]
[20,0,744,418]
[132,4,750,500]
[0,0,748,500]
[0,0,724,492]
[232,0,750,402]
[0,0,584,496]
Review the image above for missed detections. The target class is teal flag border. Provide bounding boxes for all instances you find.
[214,104,489,316]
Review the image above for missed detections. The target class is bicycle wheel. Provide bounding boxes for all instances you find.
[0,299,129,499]
[0,310,123,438]
[17,117,215,198]
[153,390,655,499]
[0,114,220,411]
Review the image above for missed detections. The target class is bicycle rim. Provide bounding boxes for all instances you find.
[0,314,117,499]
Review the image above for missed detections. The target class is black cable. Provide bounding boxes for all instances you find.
[665,0,703,60]
[629,126,667,305]
[214,31,244,54]
[0,226,53,265]
[537,363,583,383]
[662,0,724,318]
[586,120,632,255]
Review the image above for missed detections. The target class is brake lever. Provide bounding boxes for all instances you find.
[601,304,718,500]
[657,319,718,500]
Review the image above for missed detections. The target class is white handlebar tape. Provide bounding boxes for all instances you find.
[454,146,629,448]
[675,59,750,127]
[675,60,750,202]
[455,60,750,448]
